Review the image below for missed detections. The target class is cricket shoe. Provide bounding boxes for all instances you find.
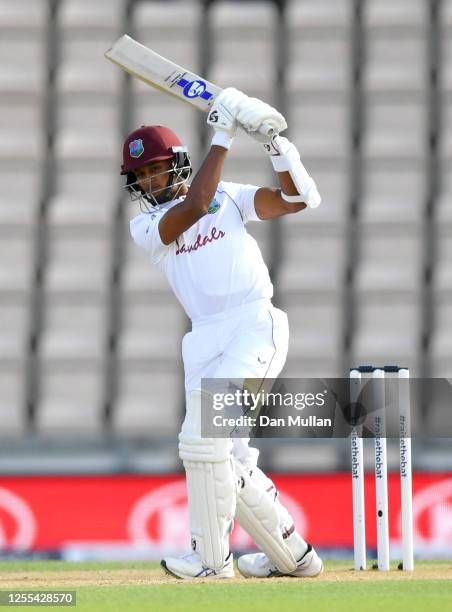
[161,551,234,580]
[237,544,323,578]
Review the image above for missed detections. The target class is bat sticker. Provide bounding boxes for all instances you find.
[177,78,213,101]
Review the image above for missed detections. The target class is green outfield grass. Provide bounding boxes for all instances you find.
[0,560,451,612]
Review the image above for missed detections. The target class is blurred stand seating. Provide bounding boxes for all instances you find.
[0,0,449,471]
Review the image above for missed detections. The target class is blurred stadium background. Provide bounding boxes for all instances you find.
[0,0,451,561]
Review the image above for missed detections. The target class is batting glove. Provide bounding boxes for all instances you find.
[236,98,287,143]
[207,87,249,149]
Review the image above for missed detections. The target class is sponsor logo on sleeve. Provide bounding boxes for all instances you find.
[207,198,221,214]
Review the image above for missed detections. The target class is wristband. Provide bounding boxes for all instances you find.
[211,131,234,150]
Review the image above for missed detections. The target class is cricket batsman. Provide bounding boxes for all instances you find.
[121,88,323,579]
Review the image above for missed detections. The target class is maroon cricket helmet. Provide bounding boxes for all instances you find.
[121,125,184,175]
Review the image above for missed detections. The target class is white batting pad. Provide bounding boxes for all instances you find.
[179,390,236,569]
[234,460,308,574]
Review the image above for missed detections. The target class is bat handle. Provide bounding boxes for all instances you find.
[241,123,277,140]
[259,123,276,138]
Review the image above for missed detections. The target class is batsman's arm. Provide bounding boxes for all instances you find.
[158,87,243,244]
[158,146,228,245]
[254,178,307,221]
[252,134,321,220]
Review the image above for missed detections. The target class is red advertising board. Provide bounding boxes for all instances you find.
[0,473,451,558]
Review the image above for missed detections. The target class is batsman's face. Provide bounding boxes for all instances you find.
[134,159,173,196]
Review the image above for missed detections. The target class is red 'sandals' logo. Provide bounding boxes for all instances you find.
[176,227,225,255]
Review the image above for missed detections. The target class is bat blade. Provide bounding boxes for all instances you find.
[105,35,275,138]
[105,35,220,111]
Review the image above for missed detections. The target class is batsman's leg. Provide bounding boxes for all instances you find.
[162,389,236,579]
[210,304,322,577]
[233,459,323,577]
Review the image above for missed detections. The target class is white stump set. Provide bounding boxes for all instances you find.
[350,365,414,572]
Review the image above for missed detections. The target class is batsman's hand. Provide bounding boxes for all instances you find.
[207,87,248,149]
[262,133,292,156]
[236,97,287,143]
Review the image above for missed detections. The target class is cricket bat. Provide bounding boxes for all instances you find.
[104,35,274,137]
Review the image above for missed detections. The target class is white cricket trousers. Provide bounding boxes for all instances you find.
[182,298,289,467]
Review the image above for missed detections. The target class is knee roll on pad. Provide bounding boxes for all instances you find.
[179,389,231,462]
[234,460,307,574]
[179,390,236,569]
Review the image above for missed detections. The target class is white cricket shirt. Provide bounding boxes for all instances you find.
[130,181,273,321]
